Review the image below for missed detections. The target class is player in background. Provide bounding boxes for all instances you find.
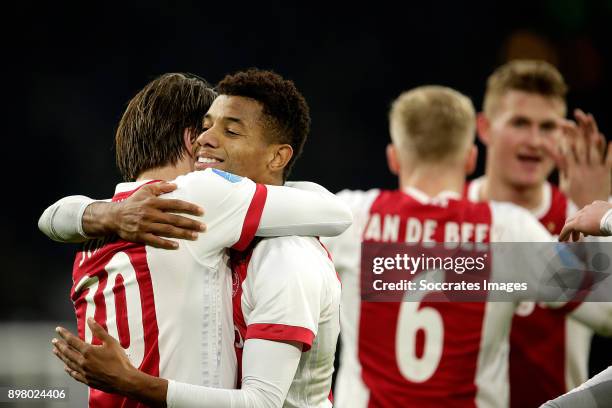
[465,60,612,407]
[41,71,350,407]
[49,69,341,407]
[321,86,612,407]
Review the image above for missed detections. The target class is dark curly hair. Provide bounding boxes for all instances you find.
[216,68,310,179]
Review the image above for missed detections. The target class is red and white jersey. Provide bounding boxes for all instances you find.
[71,169,269,408]
[231,236,341,408]
[323,187,554,408]
[466,177,593,407]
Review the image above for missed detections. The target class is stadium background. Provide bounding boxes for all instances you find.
[2,1,612,406]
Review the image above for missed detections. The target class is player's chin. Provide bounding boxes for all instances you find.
[511,174,546,189]
[512,164,550,186]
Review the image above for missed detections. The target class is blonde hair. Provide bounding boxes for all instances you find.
[483,59,567,117]
[389,85,476,163]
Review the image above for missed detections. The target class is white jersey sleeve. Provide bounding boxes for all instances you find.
[241,236,335,348]
[166,338,302,408]
[37,169,352,247]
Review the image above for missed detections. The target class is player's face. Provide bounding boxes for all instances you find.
[485,90,564,189]
[194,95,278,184]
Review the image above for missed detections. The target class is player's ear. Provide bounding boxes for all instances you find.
[269,144,293,173]
[386,144,400,175]
[183,128,196,158]
[476,113,491,146]
[465,144,478,176]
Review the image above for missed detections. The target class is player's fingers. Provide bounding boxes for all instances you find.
[138,233,179,250]
[605,142,612,169]
[559,223,573,242]
[87,318,115,345]
[65,366,88,385]
[155,199,204,217]
[589,113,600,136]
[572,230,582,243]
[159,213,206,233]
[595,132,606,160]
[581,114,602,164]
[52,338,84,366]
[588,140,599,166]
[141,182,178,197]
[147,222,201,241]
[557,134,572,171]
[53,344,85,375]
[560,121,579,166]
[571,136,586,165]
[574,109,589,131]
[55,327,89,354]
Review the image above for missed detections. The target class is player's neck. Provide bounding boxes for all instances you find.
[399,164,465,197]
[136,162,192,183]
[480,175,544,211]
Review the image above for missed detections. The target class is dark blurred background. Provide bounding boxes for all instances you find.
[2,0,612,398]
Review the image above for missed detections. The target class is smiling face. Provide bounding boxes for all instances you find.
[193,95,281,185]
[483,90,565,189]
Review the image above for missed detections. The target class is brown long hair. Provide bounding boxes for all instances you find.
[115,73,216,181]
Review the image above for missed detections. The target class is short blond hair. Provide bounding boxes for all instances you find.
[483,59,567,117]
[389,85,476,163]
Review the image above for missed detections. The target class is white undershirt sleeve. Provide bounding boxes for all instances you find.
[37,195,97,242]
[600,208,612,235]
[166,339,301,408]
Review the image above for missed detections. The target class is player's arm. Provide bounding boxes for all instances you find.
[167,339,302,408]
[162,169,353,254]
[257,182,353,238]
[569,302,612,337]
[540,365,612,408]
[39,172,352,251]
[559,200,612,242]
[53,320,302,408]
[37,182,206,249]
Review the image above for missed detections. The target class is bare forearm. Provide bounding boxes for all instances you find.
[120,369,168,408]
[81,202,119,237]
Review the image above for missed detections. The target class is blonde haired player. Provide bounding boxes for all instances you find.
[323,85,612,407]
[466,60,612,407]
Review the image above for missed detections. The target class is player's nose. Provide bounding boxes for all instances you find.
[524,125,544,147]
[195,128,220,148]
